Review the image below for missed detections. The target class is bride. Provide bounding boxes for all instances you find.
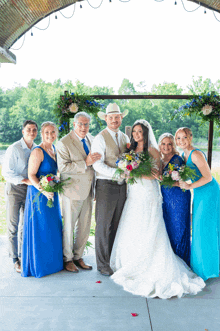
[110,120,205,299]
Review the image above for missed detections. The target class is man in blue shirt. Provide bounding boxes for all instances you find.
[2,120,38,273]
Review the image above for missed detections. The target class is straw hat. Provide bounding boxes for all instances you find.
[97,103,128,120]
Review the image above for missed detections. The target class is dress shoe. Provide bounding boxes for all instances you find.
[14,260,21,273]
[73,258,92,270]
[98,266,114,276]
[64,261,79,273]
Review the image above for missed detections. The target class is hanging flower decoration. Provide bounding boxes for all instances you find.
[174,91,220,125]
[53,90,104,138]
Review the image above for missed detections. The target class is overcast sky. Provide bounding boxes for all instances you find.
[0,0,220,93]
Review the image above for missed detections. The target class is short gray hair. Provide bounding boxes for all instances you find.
[74,112,91,123]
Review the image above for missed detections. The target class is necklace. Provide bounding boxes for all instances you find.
[42,144,56,160]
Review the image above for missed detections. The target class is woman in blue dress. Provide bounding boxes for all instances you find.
[175,127,220,281]
[158,133,191,266]
[21,121,63,278]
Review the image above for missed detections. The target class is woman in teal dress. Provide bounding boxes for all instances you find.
[175,127,220,281]
[21,122,63,278]
[158,133,191,266]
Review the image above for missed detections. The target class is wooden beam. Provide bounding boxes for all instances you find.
[207,120,214,168]
[91,95,191,100]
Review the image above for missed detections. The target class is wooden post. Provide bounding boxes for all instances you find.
[207,120,214,169]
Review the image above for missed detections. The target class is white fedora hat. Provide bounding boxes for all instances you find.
[97,103,128,120]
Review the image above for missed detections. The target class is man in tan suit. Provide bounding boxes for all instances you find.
[57,112,101,273]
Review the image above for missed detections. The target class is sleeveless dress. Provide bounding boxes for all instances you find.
[184,149,220,281]
[161,154,191,266]
[110,178,205,299]
[21,146,63,278]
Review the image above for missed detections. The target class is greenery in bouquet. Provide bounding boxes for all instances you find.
[36,173,70,208]
[53,90,104,138]
[173,91,220,125]
[160,163,198,191]
[113,150,155,185]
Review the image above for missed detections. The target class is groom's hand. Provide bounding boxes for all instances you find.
[86,152,102,166]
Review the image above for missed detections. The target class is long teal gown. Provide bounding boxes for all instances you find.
[21,146,63,278]
[185,149,220,281]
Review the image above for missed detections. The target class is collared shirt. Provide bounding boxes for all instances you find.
[2,138,36,185]
[91,127,130,180]
[74,131,90,170]
[74,131,91,152]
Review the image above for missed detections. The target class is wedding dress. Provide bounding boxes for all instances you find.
[110,178,206,299]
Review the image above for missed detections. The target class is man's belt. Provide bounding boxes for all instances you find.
[97,179,126,186]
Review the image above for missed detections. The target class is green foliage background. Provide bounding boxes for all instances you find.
[0,76,219,144]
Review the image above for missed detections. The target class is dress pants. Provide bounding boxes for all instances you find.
[5,182,27,259]
[62,190,93,262]
[95,179,127,270]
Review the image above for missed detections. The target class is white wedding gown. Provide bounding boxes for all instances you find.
[110,178,206,299]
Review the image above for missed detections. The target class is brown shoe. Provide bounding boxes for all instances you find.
[14,261,21,273]
[73,258,92,270]
[64,261,79,273]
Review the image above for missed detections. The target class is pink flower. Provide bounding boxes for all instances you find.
[126,165,133,171]
[47,176,53,182]
[96,281,102,283]
[171,170,181,181]
[131,313,138,317]
[131,161,139,169]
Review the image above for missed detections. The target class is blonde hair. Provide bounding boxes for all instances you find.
[175,127,193,145]
[158,133,179,156]
[41,121,58,137]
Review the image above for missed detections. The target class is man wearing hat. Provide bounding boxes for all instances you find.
[91,103,130,276]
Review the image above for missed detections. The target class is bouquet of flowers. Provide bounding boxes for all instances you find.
[113,150,156,185]
[36,173,70,208]
[160,163,197,191]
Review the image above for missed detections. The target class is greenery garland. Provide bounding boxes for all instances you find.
[174,91,220,125]
[53,91,104,137]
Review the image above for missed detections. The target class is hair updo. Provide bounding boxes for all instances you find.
[40,121,58,137]
[175,127,193,145]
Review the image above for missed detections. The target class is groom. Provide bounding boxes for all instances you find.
[91,103,130,276]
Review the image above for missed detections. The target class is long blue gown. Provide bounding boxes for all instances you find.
[21,146,63,278]
[185,149,220,281]
[161,155,191,266]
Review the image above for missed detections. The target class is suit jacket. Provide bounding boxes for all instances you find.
[56,131,95,201]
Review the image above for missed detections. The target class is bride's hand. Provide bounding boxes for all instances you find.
[151,169,161,180]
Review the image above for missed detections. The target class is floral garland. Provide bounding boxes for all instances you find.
[174,91,220,125]
[53,91,104,137]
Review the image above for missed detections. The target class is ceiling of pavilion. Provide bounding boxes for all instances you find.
[0,0,83,63]
[0,0,220,64]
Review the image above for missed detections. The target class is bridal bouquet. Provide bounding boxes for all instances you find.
[160,163,197,191]
[36,173,70,208]
[113,150,155,185]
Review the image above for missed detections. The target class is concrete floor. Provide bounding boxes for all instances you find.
[0,235,220,331]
